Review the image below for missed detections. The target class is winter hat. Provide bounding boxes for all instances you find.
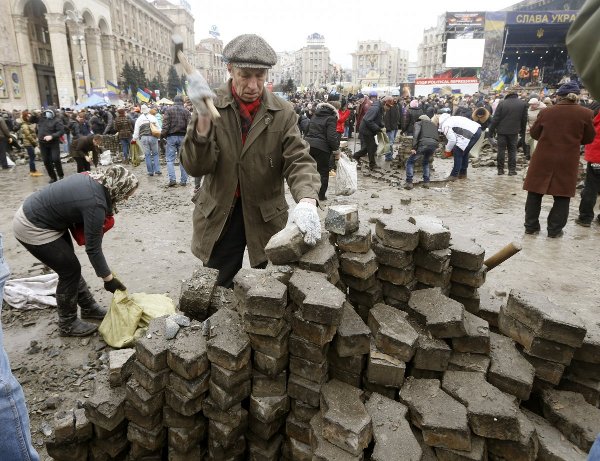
[140,104,150,114]
[409,100,419,109]
[543,97,552,105]
[556,81,580,96]
[90,165,138,212]
[418,114,430,121]
[528,98,540,106]
[369,90,378,97]
[223,34,277,69]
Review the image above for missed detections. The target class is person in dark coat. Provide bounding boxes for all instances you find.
[12,166,138,336]
[353,97,386,169]
[523,82,596,237]
[304,102,340,201]
[405,115,439,189]
[403,100,424,135]
[70,134,102,172]
[383,97,401,161]
[488,90,528,175]
[37,108,65,183]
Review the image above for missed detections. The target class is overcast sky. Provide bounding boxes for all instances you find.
[190,0,518,67]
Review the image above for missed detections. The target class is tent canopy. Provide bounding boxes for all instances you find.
[74,94,107,109]
[157,98,174,105]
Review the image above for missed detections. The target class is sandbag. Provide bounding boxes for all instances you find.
[375,131,390,157]
[130,142,142,167]
[335,152,358,196]
[99,290,176,348]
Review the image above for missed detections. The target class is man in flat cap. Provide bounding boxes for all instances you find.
[182,34,322,287]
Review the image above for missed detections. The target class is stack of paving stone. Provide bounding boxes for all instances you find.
[46,408,94,461]
[448,236,487,312]
[234,268,290,460]
[499,289,586,393]
[178,266,220,322]
[393,134,436,172]
[205,307,251,460]
[410,215,452,295]
[165,320,209,459]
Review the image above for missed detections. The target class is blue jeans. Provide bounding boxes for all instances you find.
[385,129,398,160]
[406,145,436,183]
[343,126,349,138]
[589,434,600,460]
[450,128,482,177]
[25,146,36,172]
[120,138,131,161]
[0,235,40,461]
[166,136,188,184]
[61,133,71,154]
[141,136,161,175]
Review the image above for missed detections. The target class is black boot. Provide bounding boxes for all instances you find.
[56,293,98,337]
[77,277,107,320]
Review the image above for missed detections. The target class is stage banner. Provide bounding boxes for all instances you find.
[446,12,485,28]
[481,12,507,87]
[414,77,480,97]
[505,11,578,25]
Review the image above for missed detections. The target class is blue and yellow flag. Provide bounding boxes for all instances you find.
[106,80,120,94]
[136,88,150,103]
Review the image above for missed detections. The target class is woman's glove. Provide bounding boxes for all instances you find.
[187,73,216,116]
[104,277,126,293]
[288,201,321,246]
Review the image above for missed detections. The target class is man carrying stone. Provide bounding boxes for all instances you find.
[182,34,322,288]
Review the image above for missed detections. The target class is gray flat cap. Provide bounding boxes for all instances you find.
[223,34,277,69]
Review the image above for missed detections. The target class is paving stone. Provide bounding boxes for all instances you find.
[366,392,422,461]
[335,223,372,253]
[309,413,364,461]
[339,250,378,280]
[168,420,206,453]
[252,370,287,397]
[248,323,290,358]
[415,265,452,288]
[409,369,443,380]
[108,348,135,388]
[289,269,345,326]
[436,436,487,460]
[541,389,600,452]
[299,237,340,275]
[127,421,165,451]
[499,312,576,365]
[171,366,211,399]
[247,432,283,460]
[53,410,76,444]
[367,340,406,388]
[332,303,371,358]
[328,344,366,375]
[324,204,359,235]
[90,429,128,458]
[341,273,378,292]
[286,412,312,444]
[487,409,538,461]
[207,433,245,459]
[208,376,250,411]
[208,286,238,317]
[450,283,480,301]
[265,224,311,264]
[363,378,398,400]
[559,373,600,407]
[449,237,485,271]
[450,266,486,288]
[523,408,587,461]
[135,317,169,372]
[378,264,415,286]
[73,408,92,443]
[45,438,89,461]
[163,405,205,429]
[451,311,490,354]
[449,294,480,315]
[568,359,600,381]
[243,309,290,337]
[476,289,503,327]
[168,445,205,461]
[408,318,452,372]
[84,375,126,432]
[125,378,164,416]
[412,426,441,461]
[414,247,451,273]
[291,309,337,347]
[407,288,466,338]
[179,266,220,321]
[328,367,362,388]
[319,380,372,455]
[447,352,490,375]
[202,397,245,426]
[166,322,209,380]
[289,355,328,383]
[248,413,286,441]
[288,373,323,407]
[372,236,414,269]
[488,332,534,401]
[254,349,289,377]
[131,360,170,395]
[368,303,418,361]
[348,283,383,308]
[124,401,162,431]
[399,377,471,451]
[291,398,320,423]
[209,410,248,448]
[165,386,204,416]
[408,215,451,250]
[381,279,417,304]
[233,268,288,318]
[249,394,290,424]
[521,349,565,385]
[441,371,521,441]
[573,323,600,364]
[282,436,312,461]
[289,333,329,363]
[504,290,587,348]
[207,308,251,371]
[375,215,419,251]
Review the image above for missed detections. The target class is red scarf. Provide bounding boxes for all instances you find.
[232,84,261,145]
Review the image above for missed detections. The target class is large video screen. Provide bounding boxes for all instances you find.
[445,39,486,68]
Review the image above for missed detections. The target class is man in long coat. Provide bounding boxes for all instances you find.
[523,82,595,237]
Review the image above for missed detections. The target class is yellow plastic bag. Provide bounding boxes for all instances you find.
[99,290,176,348]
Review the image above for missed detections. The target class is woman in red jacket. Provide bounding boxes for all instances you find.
[576,110,600,226]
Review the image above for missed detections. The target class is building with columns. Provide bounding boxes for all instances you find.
[270,51,296,88]
[0,0,193,110]
[416,14,446,78]
[196,37,226,88]
[295,33,330,88]
[351,40,409,87]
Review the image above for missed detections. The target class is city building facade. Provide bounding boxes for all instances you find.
[295,33,330,88]
[416,14,446,78]
[351,40,409,87]
[270,51,296,88]
[195,37,226,89]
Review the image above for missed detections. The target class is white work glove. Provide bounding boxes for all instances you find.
[288,201,321,246]
[186,72,216,116]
